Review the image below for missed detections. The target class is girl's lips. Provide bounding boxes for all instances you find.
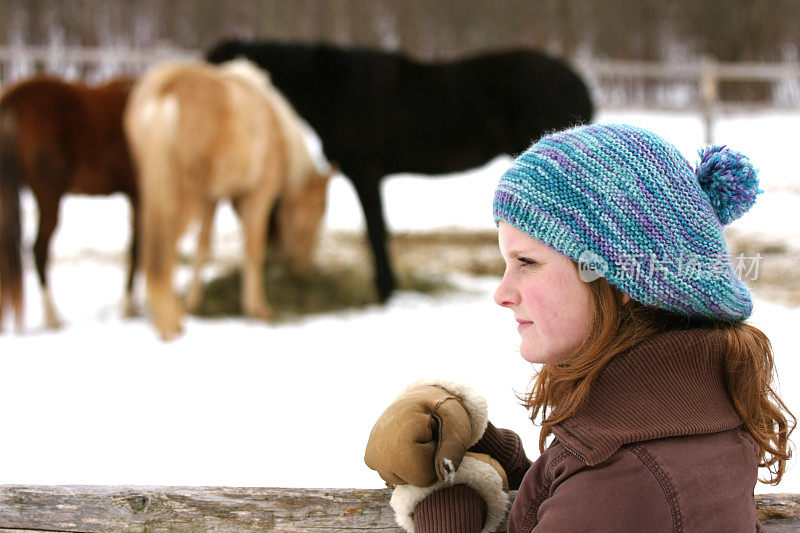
[517,320,534,333]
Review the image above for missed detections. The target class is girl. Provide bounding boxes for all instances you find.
[365,123,794,532]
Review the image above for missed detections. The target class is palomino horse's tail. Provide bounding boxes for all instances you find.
[129,94,183,339]
[0,104,23,331]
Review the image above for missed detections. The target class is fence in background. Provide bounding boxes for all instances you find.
[0,45,200,84]
[0,46,799,143]
[0,485,798,532]
[578,57,800,143]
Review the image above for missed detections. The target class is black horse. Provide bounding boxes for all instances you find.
[207,40,594,302]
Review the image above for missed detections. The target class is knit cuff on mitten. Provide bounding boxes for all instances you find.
[414,485,486,533]
[403,378,489,447]
[390,454,510,533]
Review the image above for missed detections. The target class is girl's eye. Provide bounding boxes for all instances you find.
[517,257,536,267]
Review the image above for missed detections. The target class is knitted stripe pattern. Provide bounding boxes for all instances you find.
[493,123,757,321]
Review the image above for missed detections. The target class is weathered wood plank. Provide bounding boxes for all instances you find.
[0,486,797,532]
[0,486,401,532]
[757,493,800,530]
[0,530,61,533]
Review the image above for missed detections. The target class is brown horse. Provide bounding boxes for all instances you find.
[125,60,330,340]
[0,76,138,332]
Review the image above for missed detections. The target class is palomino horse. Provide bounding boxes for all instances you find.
[124,60,330,340]
[0,76,137,332]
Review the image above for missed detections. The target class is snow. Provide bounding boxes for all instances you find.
[1,111,799,494]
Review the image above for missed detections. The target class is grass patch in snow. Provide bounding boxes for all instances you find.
[194,231,501,319]
[194,259,457,320]
[727,230,800,307]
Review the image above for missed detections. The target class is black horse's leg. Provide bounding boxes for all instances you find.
[123,194,139,317]
[354,177,396,302]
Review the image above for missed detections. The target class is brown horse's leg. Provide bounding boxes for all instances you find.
[32,191,63,329]
[233,189,275,321]
[0,107,23,333]
[185,200,216,314]
[123,196,140,317]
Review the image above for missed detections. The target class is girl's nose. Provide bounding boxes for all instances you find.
[494,272,518,308]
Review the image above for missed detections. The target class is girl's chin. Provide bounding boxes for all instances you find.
[520,347,548,364]
[521,338,564,364]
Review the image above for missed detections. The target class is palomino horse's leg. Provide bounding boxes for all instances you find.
[232,189,276,321]
[123,196,140,318]
[143,208,183,341]
[32,190,63,329]
[185,200,216,313]
[141,190,192,341]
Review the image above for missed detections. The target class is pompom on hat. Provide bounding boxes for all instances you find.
[493,123,762,322]
[695,144,761,225]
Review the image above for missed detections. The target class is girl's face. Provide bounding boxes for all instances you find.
[494,222,594,364]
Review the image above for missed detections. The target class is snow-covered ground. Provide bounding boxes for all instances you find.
[1,111,799,494]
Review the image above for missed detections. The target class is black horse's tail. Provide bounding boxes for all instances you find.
[0,102,23,331]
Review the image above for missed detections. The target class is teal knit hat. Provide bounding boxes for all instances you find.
[493,123,762,321]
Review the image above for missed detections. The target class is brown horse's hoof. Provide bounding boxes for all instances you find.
[42,289,63,330]
[45,315,63,330]
[122,296,140,318]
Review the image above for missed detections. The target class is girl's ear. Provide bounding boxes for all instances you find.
[621,292,631,305]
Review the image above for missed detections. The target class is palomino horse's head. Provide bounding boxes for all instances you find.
[275,165,333,275]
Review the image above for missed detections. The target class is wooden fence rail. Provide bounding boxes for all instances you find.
[0,485,799,532]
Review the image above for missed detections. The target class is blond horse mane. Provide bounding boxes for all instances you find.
[221,59,326,193]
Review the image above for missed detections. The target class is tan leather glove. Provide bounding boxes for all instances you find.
[364,379,488,487]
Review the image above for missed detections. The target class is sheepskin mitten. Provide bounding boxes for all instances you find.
[365,379,489,487]
[392,452,510,533]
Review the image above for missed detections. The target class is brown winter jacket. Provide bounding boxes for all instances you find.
[414,328,765,532]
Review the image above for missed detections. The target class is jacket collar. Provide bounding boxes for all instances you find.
[551,328,742,466]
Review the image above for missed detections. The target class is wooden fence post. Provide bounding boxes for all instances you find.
[699,55,719,145]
